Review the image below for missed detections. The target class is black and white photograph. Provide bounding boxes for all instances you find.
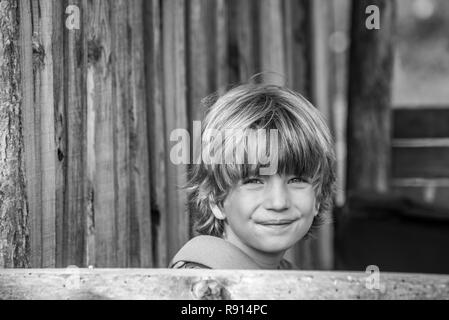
[0,0,449,304]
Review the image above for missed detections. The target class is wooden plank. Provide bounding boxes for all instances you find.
[162,0,190,261]
[33,0,58,268]
[310,0,332,123]
[64,0,87,267]
[392,138,449,148]
[0,0,30,268]
[19,0,41,268]
[227,0,261,83]
[86,0,116,267]
[392,178,449,188]
[85,62,95,268]
[393,108,449,139]
[187,0,228,121]
[52,0,67,269]
[144,0,168,267]
[187,0,213,122]
[1,269,449,300]
[392,147,449,178]
[346,0,396,193]
[111,0,130,268]
[259,0,285,85]
[308,0,334,271]
[128,0,153,268]
[215,0,228,93]
[283,0,311,95]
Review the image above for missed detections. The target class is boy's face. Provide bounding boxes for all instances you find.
[220,174,319,255]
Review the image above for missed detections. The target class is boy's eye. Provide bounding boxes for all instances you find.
[243,178,264,185]
[288,177,308,184]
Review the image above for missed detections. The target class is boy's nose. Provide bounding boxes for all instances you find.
[263,180,290,211]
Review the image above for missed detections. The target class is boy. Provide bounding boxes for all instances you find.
[169,84,336,270]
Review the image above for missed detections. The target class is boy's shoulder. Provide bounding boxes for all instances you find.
[169,236,260,270]
[169,235,297,270]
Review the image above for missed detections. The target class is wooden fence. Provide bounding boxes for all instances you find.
[1,0,331,269]
[1,269,448,300]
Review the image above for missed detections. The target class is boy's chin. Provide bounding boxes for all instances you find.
[254,238,298,254]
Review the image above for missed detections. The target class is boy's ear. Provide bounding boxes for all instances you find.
[210,203,226,220]
[314,203,321,217]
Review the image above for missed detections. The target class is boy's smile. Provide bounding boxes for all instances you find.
[216,173,319,268]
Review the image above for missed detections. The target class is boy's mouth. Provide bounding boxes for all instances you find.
[256,218,298,226]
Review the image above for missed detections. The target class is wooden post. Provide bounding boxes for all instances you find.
[347,0,396,194]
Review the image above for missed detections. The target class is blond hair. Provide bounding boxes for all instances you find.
[186,83,337,238]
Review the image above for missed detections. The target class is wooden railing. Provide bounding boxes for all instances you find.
[392,107,449,209]
[1,269,448,300]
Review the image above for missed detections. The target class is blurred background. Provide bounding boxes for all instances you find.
[1,0,448,273]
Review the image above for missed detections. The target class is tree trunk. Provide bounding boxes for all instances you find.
[0,0,30,268]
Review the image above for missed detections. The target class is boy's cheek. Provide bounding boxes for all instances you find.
[292,198,317,216]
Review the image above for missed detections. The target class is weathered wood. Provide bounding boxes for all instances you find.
[162,0,190,260]
[188,0,209,122]
[0,269,448,300]
[86,0,115,267]
[260,0,285,85]
[19,0,40,268]
[85,0,153,268]
[63,0,88,267]
[227,0,261,83]
[1,0,332,271]
[308,0,335,271]
[187,0,227,122]
[144,0,168,268]
[112,0,131,268]
[128,0,153,268]
[310,0,332,122]
[52,0,67,269]
[283,0,311,95]
[346,0,396,193]
[35,0,58,269]
[0,0,30,268]
[215,0,228,93]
